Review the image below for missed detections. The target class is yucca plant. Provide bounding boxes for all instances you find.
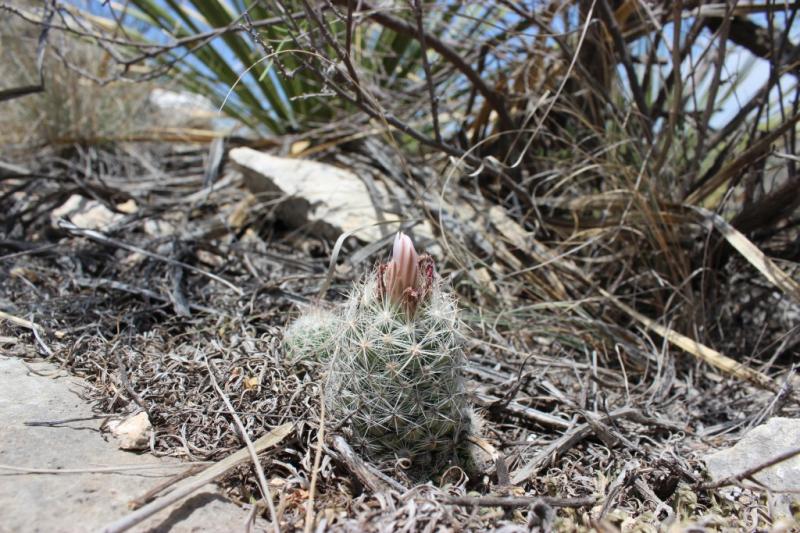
[99,1,480,135]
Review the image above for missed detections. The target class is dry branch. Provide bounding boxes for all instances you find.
[332,436,403,493]
[100,423,293,533]
[444,494,597,509]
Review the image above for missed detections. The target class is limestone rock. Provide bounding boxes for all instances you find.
[108,411,152,450]
[230,147,429,244]
[704,417,800,492]
[0,356,269,532]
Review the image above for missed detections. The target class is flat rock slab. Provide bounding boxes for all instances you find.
[230,147,439,251]
[0,356,265,533]
[703,417,800,493]
[231,147,392,242]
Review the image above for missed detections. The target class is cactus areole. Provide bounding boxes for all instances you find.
[325,232,472,479]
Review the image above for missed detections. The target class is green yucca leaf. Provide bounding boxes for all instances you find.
[106,0,474,135]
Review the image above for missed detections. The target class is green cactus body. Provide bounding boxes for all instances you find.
[283,307,339,364]
[326,271,471,477]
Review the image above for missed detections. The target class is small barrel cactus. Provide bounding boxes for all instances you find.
[283,307,339,364]
[326,233,471,477]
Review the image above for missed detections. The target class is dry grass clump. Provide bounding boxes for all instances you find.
[0,11,155,156]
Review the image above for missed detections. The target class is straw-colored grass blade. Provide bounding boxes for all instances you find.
[600,289,778,392]
[693,206,800,304]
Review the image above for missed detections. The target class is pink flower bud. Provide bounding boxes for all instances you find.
[384,232,419,305]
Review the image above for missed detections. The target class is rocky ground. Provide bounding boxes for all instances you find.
[1,142,799,531]
[0,356,269,532]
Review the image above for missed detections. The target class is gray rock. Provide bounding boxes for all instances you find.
[704,417,800,492]
[108,411,152,451]
[0,356,267,532]
[230,147,436,246]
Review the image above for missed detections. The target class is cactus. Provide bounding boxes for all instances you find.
[283,307,340,364]
[324,233,471,478]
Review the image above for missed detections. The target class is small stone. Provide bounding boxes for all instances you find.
[115,199,138,214]
[51,195,124,230]
[244,376,260,390]
[108,412,152,450]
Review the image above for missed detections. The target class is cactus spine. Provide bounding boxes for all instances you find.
[283,307,339,364]
[325,233,471,477]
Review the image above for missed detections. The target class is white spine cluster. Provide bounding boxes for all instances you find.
[283,307,338,364]
[284,233,471,477]
[326,271,470,476]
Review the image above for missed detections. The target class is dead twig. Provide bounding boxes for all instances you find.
[73,277,220,315]
[331,436,404,493]
[0,310,43,332]
[112,342,147,413]
[330,0,514,133]
[206,360,280,533]
[443,494,597,509]
[99,423,293,533]
[129,464,208,510]
[24,415,106,427]
[304,365,329,533]
[0,463,207,475]
[472,391,571,430]
[58,219,243,296]
[510,407,675,484]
